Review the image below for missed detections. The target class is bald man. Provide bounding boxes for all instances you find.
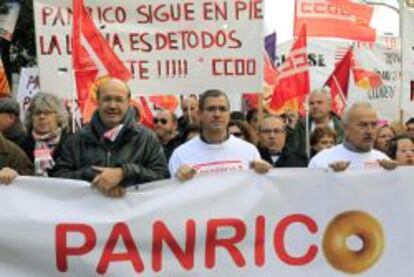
[51,78,167,197]
[308,102,397,171]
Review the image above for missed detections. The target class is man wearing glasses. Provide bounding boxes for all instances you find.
[258,115,308,167]
[153,109,182,161]
[169,89,271,181]
[51,78,167,197]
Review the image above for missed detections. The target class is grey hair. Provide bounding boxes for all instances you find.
[310,87,332,102]
[25,92,69,132]
[342,102,377,125]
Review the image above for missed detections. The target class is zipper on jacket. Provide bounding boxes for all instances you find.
[106,151,111,167]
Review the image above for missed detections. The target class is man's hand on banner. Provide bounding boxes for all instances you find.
[175,165,197,182]
[250,160,272,174]
[377,159,398,171]
[0,167,18,185]
[102,186,126,198]
[329,161,351,172]
[91,167,124,195]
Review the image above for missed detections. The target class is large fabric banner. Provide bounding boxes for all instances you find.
[33,0,263,99]
[0,169,413,276]
[276,37,401,121]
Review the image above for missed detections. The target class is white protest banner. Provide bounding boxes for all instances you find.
[401,5,414,121]
[276,38,401,121]
[33,0,263,99]
[16,67,40,117]
[0,0,20,41]
[0,168,413,276]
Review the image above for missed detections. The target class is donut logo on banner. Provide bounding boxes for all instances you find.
[323,210,384,274]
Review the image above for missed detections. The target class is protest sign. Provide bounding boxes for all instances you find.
[33,0,264,99]
[0,168,413,276]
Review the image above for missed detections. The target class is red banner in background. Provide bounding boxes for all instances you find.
[294,0,376,42]
[72,0,132,122]
[270,25,310,110]
[325,47,352,115]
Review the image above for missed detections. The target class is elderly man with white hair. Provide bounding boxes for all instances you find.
[308,102,397,171]
[288,87,345,157]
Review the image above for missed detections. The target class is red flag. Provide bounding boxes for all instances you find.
[352,54,383,90]
[325,47,353,115]
[294,0,376,42]
[270,25,310,110]
[264,55,280,86]
[0,65,10,97]
[72,0,132,122]
[149,95,179,111]
[130,97,154,128]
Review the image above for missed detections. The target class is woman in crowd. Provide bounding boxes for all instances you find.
[388,136,414,165]
[22,93,71,176]
[374,124,396,155]
[228,120,258,145]
[310,127,337,158]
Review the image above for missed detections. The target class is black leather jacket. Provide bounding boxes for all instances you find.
[50,108,167,187]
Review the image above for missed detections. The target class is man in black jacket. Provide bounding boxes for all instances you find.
[51,78,167,197]
[0,98,28,151]
[153,109,182,162]
[258,115,308,167]
[287,88,344,158]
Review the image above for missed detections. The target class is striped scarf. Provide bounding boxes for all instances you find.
[33,128,62,176]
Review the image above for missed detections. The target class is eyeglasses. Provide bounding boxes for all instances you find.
[33,110,56,116]
[260,128,285,135]
[153,118,168,125]
[203,106,229,113]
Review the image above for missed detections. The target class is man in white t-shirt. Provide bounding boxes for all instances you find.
[169,89,271,181]
[308,102,397,171]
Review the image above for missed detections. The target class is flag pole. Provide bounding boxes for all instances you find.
[305,94,310,159]
[71,71,77,133]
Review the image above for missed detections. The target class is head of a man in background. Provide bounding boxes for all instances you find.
[259,116,287,154]
[309,88,332,122]
[153,109,177,144]
[342,102,378,152]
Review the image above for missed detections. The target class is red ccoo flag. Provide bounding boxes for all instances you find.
[325,47,353,115]
[270,25,310,110]
[294,0,376,42]
[72,0,132,122]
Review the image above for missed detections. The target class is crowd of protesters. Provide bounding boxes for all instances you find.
[0,77,413,197]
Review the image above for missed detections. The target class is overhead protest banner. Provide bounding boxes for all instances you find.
[294,0,376,42]
[0,169,413,276]
[33,0,264,99]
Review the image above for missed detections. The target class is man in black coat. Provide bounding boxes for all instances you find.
[153,109,182,162]
[51,78,167,197]
[258,115,308,168]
